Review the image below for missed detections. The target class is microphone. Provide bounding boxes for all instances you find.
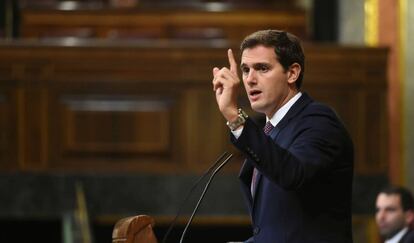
[161,152,233,243]
[179,153,233,243]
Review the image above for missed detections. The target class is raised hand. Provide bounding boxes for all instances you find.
[212,49,241,122]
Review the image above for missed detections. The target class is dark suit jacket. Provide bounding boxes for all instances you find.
[400,229,414,243]
[232,93,354,243]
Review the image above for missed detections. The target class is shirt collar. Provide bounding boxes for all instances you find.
[385,227,409,243]
[267,92,302,126]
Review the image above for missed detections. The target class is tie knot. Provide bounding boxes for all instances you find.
[263,121,274,135]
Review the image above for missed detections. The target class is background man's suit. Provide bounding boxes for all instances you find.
[232,93,354,243]
[399,229,414,243]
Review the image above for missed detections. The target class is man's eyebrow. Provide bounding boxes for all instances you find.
[253,62,270,67]
[240,62,270,68]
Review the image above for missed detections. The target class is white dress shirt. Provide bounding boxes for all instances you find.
[385,227,409,243]
[231,92,302,138]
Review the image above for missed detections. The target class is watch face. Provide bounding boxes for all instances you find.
[227,109,248,131]
[228,116,245,131]
[239,109,246,116]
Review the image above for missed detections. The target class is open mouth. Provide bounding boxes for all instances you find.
[249,90,262,99]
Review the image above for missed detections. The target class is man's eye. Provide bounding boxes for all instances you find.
[242,68,250,74]
[259,66,269,72]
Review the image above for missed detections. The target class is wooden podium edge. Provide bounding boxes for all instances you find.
[112,215,158,243]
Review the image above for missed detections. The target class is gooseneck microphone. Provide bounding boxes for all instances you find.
[179,153,233,243]
[161,152,233,243]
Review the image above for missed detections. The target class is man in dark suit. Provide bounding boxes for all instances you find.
[376,186,414,243]
[212,30,354,242]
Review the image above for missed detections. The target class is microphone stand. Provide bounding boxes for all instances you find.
[179,153,233,243]
[161,152,231,243]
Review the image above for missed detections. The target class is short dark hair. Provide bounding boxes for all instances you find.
[379,185,414,211]
[240,29,305,89]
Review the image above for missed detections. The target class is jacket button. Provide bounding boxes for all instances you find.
[253,226,260,235]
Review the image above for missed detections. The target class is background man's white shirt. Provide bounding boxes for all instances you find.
[385,227,409,243]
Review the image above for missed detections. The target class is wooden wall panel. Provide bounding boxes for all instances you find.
[0,90,19,169]
[59,96,173,154]
[45,90,186,171]
[19,6,308,42]
[0,40,388,175]
[0,63,15,81]
[22,88,48,170]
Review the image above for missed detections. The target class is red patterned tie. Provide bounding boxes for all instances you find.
[251,121,274,196]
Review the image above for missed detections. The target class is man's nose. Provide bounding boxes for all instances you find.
[245,70,257,84]
[376,210,385,220]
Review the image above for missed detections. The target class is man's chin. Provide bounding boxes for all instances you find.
[250,103,264,114]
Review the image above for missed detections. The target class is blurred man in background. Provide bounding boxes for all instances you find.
[376,185,414,243]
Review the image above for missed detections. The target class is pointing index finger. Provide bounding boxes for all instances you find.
[227,49,238,76]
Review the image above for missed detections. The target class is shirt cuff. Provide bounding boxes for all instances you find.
[231,126,243,139]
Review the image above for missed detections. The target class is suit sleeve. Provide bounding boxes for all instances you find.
[231,107,352,190]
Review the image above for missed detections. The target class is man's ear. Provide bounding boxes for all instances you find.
[405,210,414,226]
[287,63,301,84]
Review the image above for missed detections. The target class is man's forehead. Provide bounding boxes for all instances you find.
[241,46,277,64]
[377,193,402,206]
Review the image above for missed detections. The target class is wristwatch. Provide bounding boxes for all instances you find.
[226,108,248,131]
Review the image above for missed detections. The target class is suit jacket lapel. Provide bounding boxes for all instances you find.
[253,93,312,205]
[250,125,280,207]
[239,160,254,205]
[276,92,312,131]
[238,93,313,212]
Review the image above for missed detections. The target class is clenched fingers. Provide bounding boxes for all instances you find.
[212,67,238,92]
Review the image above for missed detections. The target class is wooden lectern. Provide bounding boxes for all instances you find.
[112,215,158,243]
